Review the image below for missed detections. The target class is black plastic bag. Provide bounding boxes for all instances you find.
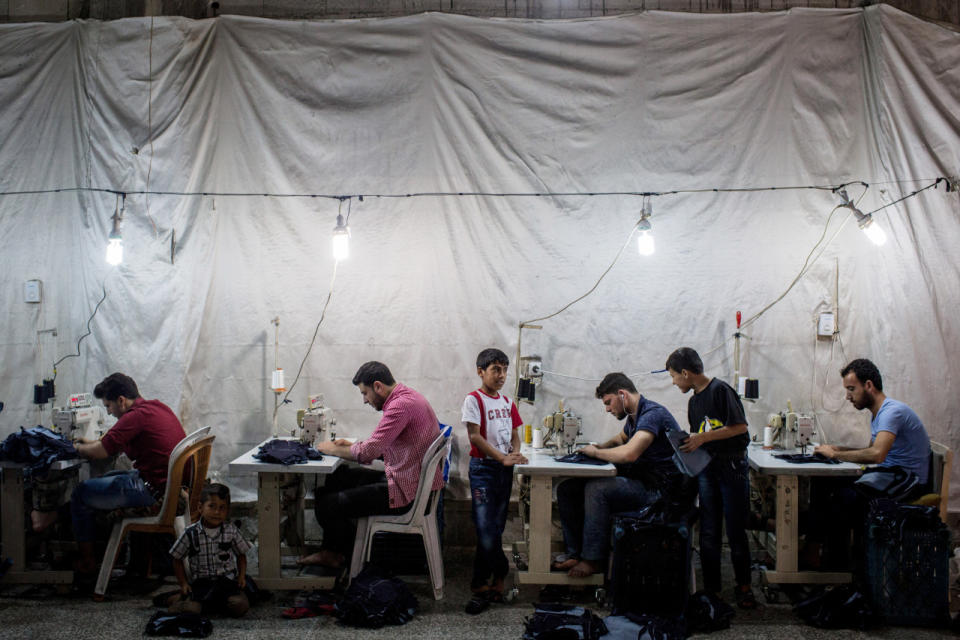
[793,584,875,629]
[143,611,213,637]
[685,590,734,633]
[334,566,418,628]
[523,603,608,640]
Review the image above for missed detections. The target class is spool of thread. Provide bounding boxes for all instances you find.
[763,426,774,449]
[271,369,285,392]
[532,428,544,449]
[524,424,532,444]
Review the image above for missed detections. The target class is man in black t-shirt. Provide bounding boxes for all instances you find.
[667,347,756,609]
[555,372,692,577]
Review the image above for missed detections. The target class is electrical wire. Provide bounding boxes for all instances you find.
[514,219,639,396]
[278,260,340,413]
[538,367,666,383]
[52,282,108,381]
[0,178,919,201]
[143,16,159,238]
[863,177,944,216]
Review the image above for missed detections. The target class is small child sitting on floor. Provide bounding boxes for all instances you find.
[168,483,252,617]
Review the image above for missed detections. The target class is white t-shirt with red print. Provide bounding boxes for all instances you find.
[461,389,523,459]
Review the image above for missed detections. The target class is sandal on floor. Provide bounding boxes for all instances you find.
[736,585,758,610]
[465,593,491,615]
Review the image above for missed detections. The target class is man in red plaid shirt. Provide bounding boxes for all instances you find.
[301,361,443,568]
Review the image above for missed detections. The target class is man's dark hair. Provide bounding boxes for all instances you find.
[840,358,883,391]
[352,361,396,387]
[665,347,704,375]
[477,348,509,370]
[93,373,141,402]
[200,483,231,507]
[595,372,637,399]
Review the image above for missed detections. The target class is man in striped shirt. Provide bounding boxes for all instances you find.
[300,361,443,568]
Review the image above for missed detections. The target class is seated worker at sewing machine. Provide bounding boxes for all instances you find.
[70,373,186,575]
[806,358,931,569]
[300,361,443,569]
[554,372,693,577]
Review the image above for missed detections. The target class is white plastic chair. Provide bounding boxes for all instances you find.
[94,426,215,597]
[349,431,450,599]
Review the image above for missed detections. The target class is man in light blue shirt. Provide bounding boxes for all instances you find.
[808,358,931,569]
[816,358,930,484]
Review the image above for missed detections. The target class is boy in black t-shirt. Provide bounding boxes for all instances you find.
[666,347,756,609]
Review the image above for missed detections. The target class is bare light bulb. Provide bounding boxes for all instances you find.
[105,235,123,265]
[860,218,887,246]
[637,195,654,256]
[332,213,350,261]
[637,229,655,256]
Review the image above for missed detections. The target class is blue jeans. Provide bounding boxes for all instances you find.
[697,453,752,592]
[469,458,514,589]
[70,470,156,542]
[556,476,660,564]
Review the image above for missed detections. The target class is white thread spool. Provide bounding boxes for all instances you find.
[763,426,774,449]
[532,428,544,449]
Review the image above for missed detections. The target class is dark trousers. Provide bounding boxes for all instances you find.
[807,471,928,571]
[698,453,752,592]
[468,458,514,589]
[313,465,411,556]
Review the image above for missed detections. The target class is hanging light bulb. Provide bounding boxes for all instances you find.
[858,215,887,246]
[636,195,655,256]
[332,212,350,261]
[837,188,887,246]
[105,194,125,265]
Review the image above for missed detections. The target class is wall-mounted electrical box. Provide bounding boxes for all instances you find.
[24,279,42,303]
[817,312,835,338]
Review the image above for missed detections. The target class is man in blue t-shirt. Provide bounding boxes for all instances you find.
[809,358,931,569]
[555,373,693,577]
[815,358,930,483]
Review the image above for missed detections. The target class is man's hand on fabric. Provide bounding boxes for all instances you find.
[579,444,600,459]
[813,444,838,459]
[678,432,706,453]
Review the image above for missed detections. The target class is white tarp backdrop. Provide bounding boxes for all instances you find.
[1,7,958,505]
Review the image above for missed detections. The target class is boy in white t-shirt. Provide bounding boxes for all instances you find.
[462,348,527,615]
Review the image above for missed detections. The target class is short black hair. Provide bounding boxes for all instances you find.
[840,358,883,391]
[200,483,231,507]
[477,348,509,370]
[665,347,704,375]
[352,361,396,387]
[93,373,141,402]
[595,372,637,399]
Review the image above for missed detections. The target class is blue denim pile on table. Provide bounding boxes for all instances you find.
[0,426,78,478]
[254,439,323,465]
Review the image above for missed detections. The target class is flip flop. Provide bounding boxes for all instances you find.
[736,585,758,610]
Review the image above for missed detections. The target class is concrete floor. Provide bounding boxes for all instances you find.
[0,542,955,640]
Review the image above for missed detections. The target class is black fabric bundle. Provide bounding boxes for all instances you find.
[254,439,323,465]
[0,426,77,478]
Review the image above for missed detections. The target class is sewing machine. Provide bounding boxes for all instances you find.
[541,404,583,455]
[51,393,106,442]
[298,394,335,445]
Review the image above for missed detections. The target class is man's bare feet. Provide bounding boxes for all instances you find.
[297,549,345,568]
[552,557,578,571]
[567,559,600,577]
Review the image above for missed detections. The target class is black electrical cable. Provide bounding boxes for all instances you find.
[0,177,945,201]
[52,282,107,381]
